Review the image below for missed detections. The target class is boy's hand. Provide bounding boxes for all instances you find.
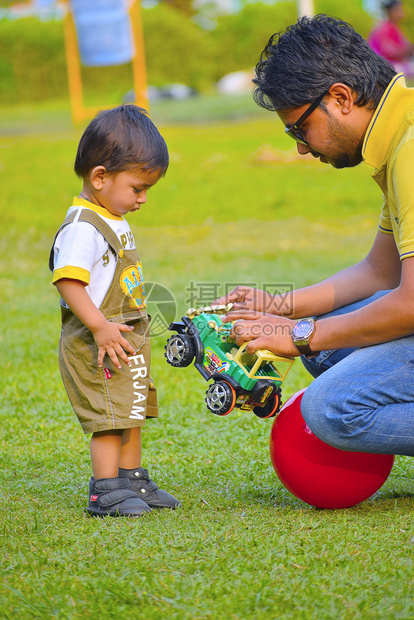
[91,321,136,369]
[55,279,136,370]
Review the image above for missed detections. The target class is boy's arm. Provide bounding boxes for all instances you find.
[55,278,135,369]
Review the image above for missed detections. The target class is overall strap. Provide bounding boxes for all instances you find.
[49,208,124,272]
[77,210,124,255]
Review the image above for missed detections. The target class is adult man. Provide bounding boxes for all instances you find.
[218,14,414,456]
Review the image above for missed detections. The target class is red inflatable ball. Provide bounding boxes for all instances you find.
[269,388,395,509]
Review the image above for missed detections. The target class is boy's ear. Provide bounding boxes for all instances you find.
[89,166,106,190]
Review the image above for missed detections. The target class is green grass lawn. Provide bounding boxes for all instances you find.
[1,95,414,619]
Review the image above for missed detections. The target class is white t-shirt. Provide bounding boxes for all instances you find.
[52,197,136,309]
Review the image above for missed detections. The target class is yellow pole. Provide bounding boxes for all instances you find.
[129,0,149,112]
[63,0,149,124]
[63,2,85,125]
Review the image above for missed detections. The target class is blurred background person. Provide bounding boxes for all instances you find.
[368,0,414,77]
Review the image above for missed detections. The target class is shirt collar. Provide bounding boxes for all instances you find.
[72,196,123,221]
[362,73,413,169]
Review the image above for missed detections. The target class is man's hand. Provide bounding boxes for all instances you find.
[213,286,275,313]
[224,309,299,357]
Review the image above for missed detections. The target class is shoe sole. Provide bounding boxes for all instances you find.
[145,502,181,509]
[84,507,151,518]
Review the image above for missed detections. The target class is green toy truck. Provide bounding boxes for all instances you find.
[164,305,294,418]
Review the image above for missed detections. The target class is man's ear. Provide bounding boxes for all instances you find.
[89,166,106,190]
[327,83,355,115]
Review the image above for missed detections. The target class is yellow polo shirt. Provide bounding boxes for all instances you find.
[362,73,414,259]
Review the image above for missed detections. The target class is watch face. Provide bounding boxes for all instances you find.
[293,320,313,339]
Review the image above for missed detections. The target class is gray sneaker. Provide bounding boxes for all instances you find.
[118,467,181,509]
[86,476,152,517]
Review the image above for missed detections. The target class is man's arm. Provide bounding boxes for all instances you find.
[312,253,414,350]
[219,230,401,318]
[56,278,135,369]
[225,232,407,356]
[288,229,401,318]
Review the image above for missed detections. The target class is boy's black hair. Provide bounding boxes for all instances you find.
[253,14,397,112]
[74,105,169,178]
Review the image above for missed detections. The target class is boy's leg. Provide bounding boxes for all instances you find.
[298,290,414,456]
[119,427,141,469]
[90,429,123,479]
[87,429,151,517]
[118,428,181,509]
[118,465,181,509]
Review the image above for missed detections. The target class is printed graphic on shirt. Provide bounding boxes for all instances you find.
[102,250,110,267]
[120,262,146,310]
[120,231,135,248]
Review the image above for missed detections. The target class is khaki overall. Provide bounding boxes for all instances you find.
[50,209,158,434]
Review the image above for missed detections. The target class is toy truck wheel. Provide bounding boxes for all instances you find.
[253,391,281,419]
[205,381,236,416]
[164,334,195,367]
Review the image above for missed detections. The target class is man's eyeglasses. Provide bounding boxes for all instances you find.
[284,91,329,146]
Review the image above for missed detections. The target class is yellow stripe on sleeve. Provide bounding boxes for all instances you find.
[53,266,90,286]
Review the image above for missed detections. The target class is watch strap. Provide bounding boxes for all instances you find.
[294,341,314,356]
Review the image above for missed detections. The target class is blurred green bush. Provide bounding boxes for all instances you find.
[0,0,406,105]
[211,2,297,78]
[0,17,66,102]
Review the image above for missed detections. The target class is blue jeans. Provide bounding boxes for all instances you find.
[300,291,414,456]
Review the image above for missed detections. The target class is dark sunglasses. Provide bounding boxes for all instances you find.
[284,90,329,145]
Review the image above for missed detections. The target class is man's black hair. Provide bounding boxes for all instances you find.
[74,105,169,178]
[253,14,397,111]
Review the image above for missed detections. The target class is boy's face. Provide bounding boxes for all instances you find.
[90,166,164,217]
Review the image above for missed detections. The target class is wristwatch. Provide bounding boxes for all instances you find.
[291,318,316,356]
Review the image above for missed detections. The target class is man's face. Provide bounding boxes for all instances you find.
[278,103,364,169]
